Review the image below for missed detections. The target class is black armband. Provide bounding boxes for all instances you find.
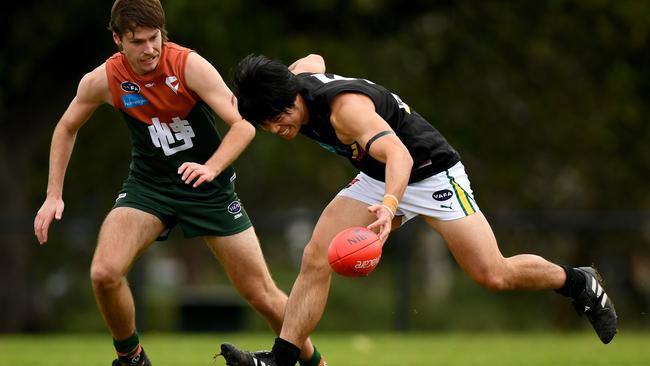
[365,130,395,152]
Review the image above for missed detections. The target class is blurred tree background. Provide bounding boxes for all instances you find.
[1,0,649,334]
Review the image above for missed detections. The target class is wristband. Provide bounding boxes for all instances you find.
[382,194,399,217]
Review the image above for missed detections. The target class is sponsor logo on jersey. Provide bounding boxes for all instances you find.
[165,75,179,94]
[349,141,365,161]
[317,141,337,154]
[316,141,364,161]
[432,189,453,201]
[121,81,140,93]
[148,117,194,155]
[122,93,149,109]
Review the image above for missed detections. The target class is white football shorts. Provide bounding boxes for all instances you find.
[337,161,480,223]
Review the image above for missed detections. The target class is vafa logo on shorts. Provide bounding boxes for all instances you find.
[228,200,243,219]
[432,189,453,201]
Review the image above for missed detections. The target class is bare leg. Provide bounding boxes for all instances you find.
[205,227,315,360]
[90,207,164,340]
[278,196,376,348]
[424,211,566,291]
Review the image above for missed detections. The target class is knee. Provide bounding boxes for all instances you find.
[299,240,331,276]
[90,261,123,290]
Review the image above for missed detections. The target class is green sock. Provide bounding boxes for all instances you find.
[299,346,322,366]
[113,331,140,357]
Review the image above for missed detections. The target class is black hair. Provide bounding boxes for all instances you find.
[233,54,301,126]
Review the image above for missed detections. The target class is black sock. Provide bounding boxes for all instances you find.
[555,265,586,298]
[272,337,301,366]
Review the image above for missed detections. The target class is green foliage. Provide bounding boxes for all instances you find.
[3,0,650,333]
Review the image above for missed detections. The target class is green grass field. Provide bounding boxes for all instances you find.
[1,331,648,366]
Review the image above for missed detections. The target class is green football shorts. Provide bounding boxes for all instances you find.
[112,175,252,240]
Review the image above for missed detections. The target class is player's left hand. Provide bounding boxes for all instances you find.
[178,162,217,188]
[366,204,393,242]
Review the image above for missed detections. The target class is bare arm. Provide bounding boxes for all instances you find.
[179,52,255,187]
[34,64,110,244]
[288,54,326,75]
[330,92,413,240]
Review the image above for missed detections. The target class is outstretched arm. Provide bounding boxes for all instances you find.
[34,64,109,244]
[179,52,256,187]
[288,54,326,75]
[330,93,413,241]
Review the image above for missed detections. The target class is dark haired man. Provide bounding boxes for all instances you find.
[33,1,325,365]
[219,53,617,366]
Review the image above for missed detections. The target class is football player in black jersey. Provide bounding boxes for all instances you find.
[219,54,617,366]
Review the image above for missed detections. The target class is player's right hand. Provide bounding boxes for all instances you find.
[34,197,64,245]
[178,161,217,188]
[366,203,393,242]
